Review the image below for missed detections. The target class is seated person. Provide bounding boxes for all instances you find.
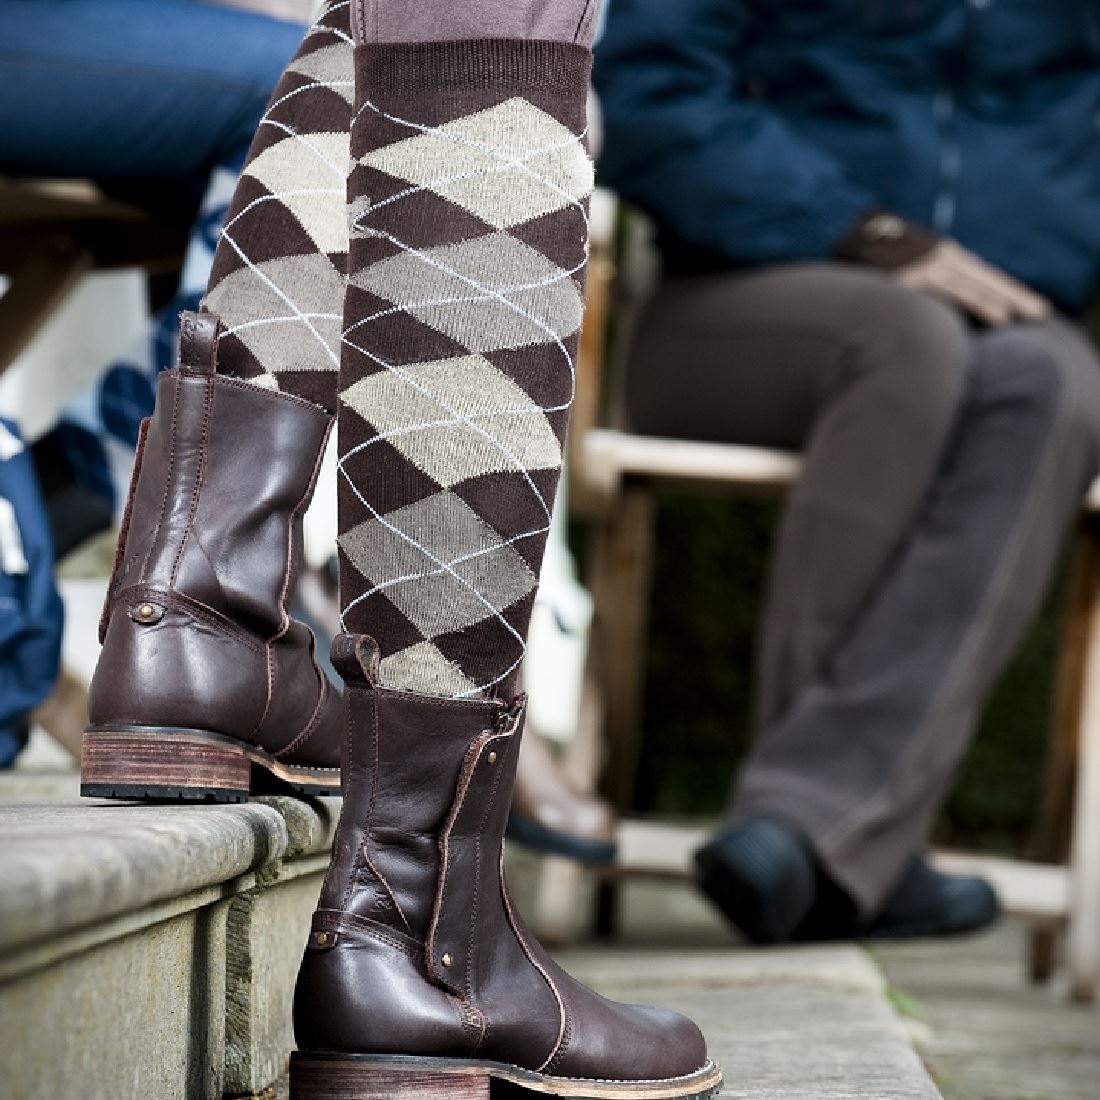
[594,0,1100,940]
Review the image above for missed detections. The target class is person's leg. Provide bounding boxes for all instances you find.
[734,318,1100,915]
[204,0,602,411]
[79,8,353,801]
[203,0,353,410]
[290,5,720,1097]
[626,264,970,729]
[0,0,302,195]
[337,1,600,697]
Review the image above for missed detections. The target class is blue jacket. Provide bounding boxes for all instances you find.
[594,0,1100,314]
[0,420,63,766]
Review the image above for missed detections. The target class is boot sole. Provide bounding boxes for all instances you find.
[80,725,340,802]
[289,1052,722,1099]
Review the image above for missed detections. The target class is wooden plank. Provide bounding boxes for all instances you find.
[929,851,1070,922]
[581,430,801,495]
[610,821,1072,923]
[1027,525,1096,982]
[580,428,1100,511]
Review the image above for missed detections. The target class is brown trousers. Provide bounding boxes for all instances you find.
[627,262,1100,913]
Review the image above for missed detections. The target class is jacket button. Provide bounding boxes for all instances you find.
[442,953,454,968]
[137,603,156,620]
[487,751,498,765]
[315,932,329,946]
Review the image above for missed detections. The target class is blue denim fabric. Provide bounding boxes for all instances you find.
[0,0,303,192]
[1,2,304,516]
[0,422,63,767]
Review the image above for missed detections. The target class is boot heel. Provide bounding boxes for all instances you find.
[80,727,251,802]
[289,1054,489,1100]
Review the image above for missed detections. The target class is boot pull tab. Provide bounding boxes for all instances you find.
[179,310,222,375]
[331,633,381,687]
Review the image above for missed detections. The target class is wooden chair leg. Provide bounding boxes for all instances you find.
[585,485,656,937]
[1067,525,1100,1002]
[588,486,656,813]
[0,235,91,377]
[528,661,605,945]
[1027,528,1094,982]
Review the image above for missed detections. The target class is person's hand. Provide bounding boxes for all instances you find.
[896,239,1051,326]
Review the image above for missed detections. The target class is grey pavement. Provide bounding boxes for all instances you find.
[876,920,1100,1100]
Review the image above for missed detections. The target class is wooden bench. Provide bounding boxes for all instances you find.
[0,178,191,379]
[543,192,1100,1001]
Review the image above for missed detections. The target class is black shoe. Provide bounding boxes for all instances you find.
[505,812,618,865]
[696,817,1001,944]
[694,817,816,943]
[860,857,1001,939]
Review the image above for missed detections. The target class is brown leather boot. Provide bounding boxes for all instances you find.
[81,311,341,802]
[290,634,722,1100]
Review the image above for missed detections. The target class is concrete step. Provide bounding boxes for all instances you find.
[0,770,339,1100]
[0,772,943,1100]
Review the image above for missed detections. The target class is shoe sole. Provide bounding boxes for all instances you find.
[80,725,340,802]
[505,814,618,866]
[289,1052,722,1099]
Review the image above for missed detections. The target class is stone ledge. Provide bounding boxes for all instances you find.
[562,945,940,1100]
[0,777,941,1100]
[0,776,339,959]
[0,773,339,1100]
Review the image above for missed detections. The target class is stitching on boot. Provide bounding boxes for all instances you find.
[140,371,181,583]
[495,761,569,1073]
[170,373,214,588]
[249,643,278,741]
[428,728,503,992]
[275,659,329,759]
[465,728,514,1049]
[110,584,263,652]
[100,416,151,641]
[362,846,413,933]
[338,685,375,912]
[312,909,422,957]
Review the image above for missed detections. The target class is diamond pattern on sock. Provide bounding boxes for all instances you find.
[341,354,562,483]
[351,230,585,354]
[338,39,593,698]
[340,490,537,636]
[360,97,594,230]
[207,253,345,375]
[202,0,352,413]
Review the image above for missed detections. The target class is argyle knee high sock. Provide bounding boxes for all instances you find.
[203,0,353,412]
[338,37,594,697]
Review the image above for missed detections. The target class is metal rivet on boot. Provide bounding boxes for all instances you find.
[442,953,454,968]
[130,602,164,624]
[487,751,498,765]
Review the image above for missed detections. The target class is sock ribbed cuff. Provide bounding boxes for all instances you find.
[357,38,592,96]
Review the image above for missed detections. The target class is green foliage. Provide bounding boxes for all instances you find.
[885,986,925,1020]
